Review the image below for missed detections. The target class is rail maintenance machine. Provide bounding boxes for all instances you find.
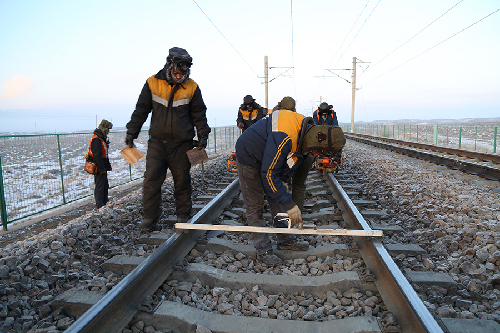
[314,152,344,173]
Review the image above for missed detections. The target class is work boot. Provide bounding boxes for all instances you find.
[138,217,158,229]
[177,214,192,223]
[277,239,309,251]
[256,250,282,266]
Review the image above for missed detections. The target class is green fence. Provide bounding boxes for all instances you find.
[0,127,240,229]
[342,124,499,155]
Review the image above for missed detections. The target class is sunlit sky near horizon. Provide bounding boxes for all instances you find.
[1,0,499,133]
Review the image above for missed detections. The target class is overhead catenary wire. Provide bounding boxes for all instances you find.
[362,8,500,88]
[325,0,370,68]
[367,0,464,72]
[192,0,259,78]
[313,0,381,107]
[331,0,382,69]
[310,0,370,107]
[290,0,298,99]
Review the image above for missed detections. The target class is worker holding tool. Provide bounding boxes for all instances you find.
[235,97,346,265]
[125,47,211,229]
[236,95,267,132]
[88,119,113,209]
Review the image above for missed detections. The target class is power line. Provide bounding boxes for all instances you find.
[326,0,369,68]
[192,0,259,77]
[290,0,297,98]
[310,1,369,108]
[363,8,500,87]
[315,0,381,105]
[367,0,464,72]
[331,0,382,69]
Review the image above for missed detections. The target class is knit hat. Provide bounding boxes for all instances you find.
[243,95,255,105]
[99,119,113,135]
[280,96,295,111]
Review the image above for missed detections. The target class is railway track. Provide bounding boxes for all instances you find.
[52,148,500,333]
[345,133,500,182]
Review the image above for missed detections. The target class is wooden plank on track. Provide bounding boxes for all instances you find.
[175,223,383,237]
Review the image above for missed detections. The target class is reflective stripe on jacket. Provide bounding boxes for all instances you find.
[313,109,339,126]
[235,110,311,210]
[88,134,108,158]
[236,103,266,130]
[126,69,211,144]
[88,130,111,172]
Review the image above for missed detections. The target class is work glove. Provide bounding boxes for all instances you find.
[125,134,135,148]
[198,134,208,150]
[287,205,302,227]
[237,123,244,129]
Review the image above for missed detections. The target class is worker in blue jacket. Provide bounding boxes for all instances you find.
[235,97,345,265]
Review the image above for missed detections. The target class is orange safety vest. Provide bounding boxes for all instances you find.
[88,134,109,159]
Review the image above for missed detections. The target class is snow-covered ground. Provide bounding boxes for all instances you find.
[0,127,239,222]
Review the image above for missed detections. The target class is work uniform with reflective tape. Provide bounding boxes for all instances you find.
[235,110,312,254]
[126,69,211,221]
[89,129,112,209]
[236,103,267,132]
[313,109,339,126]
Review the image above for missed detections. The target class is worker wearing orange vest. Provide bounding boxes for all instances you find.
[313,102,338,126]
[88,119,113,208]
[236,95,266,132]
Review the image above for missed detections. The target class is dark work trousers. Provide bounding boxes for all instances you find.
[94,172,109,209]
[143,138,192,221]
[291,155,314,212]
[237,163,293,255]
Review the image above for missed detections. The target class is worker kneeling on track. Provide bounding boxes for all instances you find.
[235,103,346,265]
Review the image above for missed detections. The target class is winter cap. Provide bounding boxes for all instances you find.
[99,119,113,135]
[280,96,295,111]
[243,95,255,104]
[272,101,282,111]
[319,102,332,111]
[166,47,192,69]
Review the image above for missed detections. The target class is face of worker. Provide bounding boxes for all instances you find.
[172,68,184,80]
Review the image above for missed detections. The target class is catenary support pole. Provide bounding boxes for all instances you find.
[265,56,269,110]
[351,57,357,133]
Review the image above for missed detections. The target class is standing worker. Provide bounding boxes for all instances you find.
[89,119,113,209]
[235,97,346,265]
[313,102,338,126]
[125,47,211,229]
[236,95,266,132]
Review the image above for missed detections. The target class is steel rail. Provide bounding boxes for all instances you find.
[347,133,500,181]
[66,178,240,333]
[325,172,444,333]
[347,132,500,164]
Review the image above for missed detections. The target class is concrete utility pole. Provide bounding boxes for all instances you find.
[263,56,293,111]
[264,56,269,110]
[324,57,368,133]
[351,57,357,133]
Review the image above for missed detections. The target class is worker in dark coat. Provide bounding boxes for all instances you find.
[125,47,211,229]
[275,96,313,213]
[235,97,345,265]
[89,119,113,209]
[313,102,339,126]
[236,95,266,132]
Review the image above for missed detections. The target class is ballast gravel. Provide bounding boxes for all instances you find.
[1,139,500,332]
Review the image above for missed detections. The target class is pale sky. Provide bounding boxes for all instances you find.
[1,0,499,133]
